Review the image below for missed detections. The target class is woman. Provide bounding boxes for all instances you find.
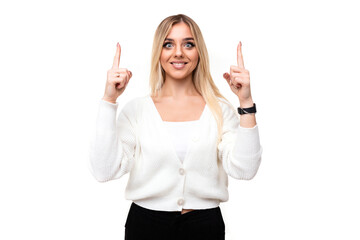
[89,14,263,240]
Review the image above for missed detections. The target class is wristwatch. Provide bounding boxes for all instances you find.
[237,103,256,115]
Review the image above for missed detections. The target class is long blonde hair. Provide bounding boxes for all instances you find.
[148,14,236,147]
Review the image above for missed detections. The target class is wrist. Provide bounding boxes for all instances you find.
[102,97,117,104]
[239,98,254,108]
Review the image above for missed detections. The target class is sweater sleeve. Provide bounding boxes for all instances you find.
[217,101,263,180]
[88,99,137,182]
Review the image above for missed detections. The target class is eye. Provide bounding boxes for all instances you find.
[185,42,195,48]
[163,42,173,48]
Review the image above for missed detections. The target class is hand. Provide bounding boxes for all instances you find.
[223,41,252,102]
[102,42,132,103]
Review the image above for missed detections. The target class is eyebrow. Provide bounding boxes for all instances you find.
[164,38,194,41]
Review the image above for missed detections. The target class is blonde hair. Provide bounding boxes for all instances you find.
[148,14,236,147]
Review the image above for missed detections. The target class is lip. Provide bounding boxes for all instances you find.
[170,61,188,70]
[171,61,188,64]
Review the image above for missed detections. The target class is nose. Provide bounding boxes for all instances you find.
[174,44,183,57]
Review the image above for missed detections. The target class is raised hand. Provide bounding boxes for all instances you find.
[102,42,132,103]
[223,41,252,102]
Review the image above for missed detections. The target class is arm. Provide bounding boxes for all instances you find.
[238,98,256,128]
[88,99,136,182]
[217,101,263,180]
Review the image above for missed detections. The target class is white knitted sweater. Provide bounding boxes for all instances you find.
[88,94,263,211]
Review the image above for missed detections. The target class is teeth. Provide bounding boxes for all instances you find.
[173,63,185,65]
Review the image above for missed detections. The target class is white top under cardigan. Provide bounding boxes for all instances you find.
[163,120,200,163]
[88,94,263,211]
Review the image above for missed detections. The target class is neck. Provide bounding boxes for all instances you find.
[158,74,200,100]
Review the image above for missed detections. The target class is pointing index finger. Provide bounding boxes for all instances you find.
[112,42,121,69]
[237,41,245,69]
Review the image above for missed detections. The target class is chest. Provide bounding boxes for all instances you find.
[136,96,217,168]
[151,97,206,122]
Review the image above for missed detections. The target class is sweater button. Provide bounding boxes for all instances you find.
[177,198,184,206]
[179,168,185,175]
[192,135,199,142]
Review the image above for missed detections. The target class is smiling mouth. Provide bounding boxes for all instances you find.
[171,62,188,65]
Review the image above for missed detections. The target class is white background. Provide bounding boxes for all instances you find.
[1,0,359,239]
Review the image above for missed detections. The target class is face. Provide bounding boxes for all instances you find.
[160,22,199,81]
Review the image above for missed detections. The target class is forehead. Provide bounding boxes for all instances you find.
[166,22,193,39]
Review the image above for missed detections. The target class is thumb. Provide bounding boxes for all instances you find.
[223,72,231,84]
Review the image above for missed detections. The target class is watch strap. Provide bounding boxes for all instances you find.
[237,103,256,115]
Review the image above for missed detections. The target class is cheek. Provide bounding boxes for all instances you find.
[190,51,199,63]
[160,52,171,64]
[160,55,167,67]
[190,52,199,66]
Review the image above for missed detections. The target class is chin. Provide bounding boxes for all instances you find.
[168,73,192,80]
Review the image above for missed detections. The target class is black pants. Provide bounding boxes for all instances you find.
[124,202,225,240]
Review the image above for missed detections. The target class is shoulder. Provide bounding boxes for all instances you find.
[215,97,239,130]
[120,95,148,117]
[216,97,238,117]
[123,94,148,109]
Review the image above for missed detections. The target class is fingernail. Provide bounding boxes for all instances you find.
[117,42,119,47]
[240,41,242,46]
